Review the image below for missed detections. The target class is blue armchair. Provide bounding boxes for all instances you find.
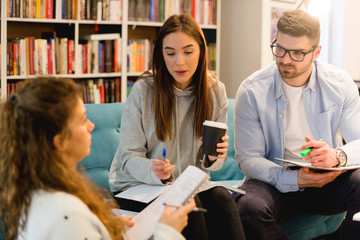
[77,99,344,240]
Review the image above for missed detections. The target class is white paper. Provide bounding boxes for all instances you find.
[123,166,209,240]
[275,157,360,171]
[112,208,138,217]
[115,184,170,203]
[199,181,246,195]
[353,211,360,221]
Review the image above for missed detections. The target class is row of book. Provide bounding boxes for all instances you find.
[77,0,123,21]
[128,0,217,25]
[7,0,54,18]
[6,0,122,21]
[6,32,123,76]
[127,39,152,73]
[7,0,216,23]
[5,78,122,104]
[6,32,216,76]
[7,35,74,76]
[80,78,121,104]
[78,33,122,74]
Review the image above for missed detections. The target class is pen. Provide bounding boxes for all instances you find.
[301,139,324,157]
[163,203,207,213]
[162,148,166,161]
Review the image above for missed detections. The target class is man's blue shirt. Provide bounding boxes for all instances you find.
[234,60,360,192]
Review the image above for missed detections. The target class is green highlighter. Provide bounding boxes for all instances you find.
[300,139,324,157]
[301,147,313,157]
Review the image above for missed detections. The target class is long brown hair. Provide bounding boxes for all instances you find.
[151,13,214,141]
[0,78,124,240]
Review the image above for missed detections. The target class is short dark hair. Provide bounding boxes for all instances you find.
[277,9,320,46]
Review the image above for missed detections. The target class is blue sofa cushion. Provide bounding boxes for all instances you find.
[279,212,345,240]
[80,103,123,192]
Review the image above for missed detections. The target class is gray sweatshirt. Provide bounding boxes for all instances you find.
[109,76,228,193]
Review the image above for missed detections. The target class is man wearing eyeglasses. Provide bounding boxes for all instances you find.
[234,9,360,239]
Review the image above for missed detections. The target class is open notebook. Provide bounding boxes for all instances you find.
[123,165,209,240]
[275,157,360,171]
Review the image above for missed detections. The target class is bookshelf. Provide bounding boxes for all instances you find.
[0,0,221,103]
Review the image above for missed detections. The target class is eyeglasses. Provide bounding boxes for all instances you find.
[270,39,317,62]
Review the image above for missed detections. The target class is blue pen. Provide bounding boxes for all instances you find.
[162,148,166,161]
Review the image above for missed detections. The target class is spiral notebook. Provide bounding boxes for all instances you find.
[123,165,210,240]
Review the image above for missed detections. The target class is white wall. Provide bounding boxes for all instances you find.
[221,0,360,98]
[219,0,262,99]
[220,0,299,98]
[342,0,360,80]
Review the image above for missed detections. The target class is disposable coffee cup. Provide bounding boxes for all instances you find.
[202,120,228,156]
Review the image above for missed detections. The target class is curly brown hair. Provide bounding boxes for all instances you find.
[0,78,124,240]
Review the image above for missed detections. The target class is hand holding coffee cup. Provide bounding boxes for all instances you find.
[202,120,228,157]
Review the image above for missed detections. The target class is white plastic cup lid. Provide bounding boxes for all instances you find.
[203,120,228,130]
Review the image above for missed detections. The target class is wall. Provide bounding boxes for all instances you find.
[342,0,360,80]
[220,0,360,97]
[219,0,262,99]
[220,0,300,98]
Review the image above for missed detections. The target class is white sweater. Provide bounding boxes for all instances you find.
[18,190,184,240]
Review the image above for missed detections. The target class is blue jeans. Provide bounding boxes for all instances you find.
[235,169,360,240]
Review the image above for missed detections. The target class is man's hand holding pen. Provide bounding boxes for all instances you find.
[301,136,339,168]
[298,136,344,188]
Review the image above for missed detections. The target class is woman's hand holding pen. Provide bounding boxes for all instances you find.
[151,159,175,180]
[301,136,339,168]
[159,199,196,232]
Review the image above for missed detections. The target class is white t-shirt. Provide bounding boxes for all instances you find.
[18,190,184,240]
[282,81,314,160]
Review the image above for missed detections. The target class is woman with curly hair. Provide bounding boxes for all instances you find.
[0,77,194,240]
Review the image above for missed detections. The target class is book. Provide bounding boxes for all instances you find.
[123,165,210,240]
[81,33,120,41]
[104,39,113,72]
[275,157,360,171]
[59,38,68,74]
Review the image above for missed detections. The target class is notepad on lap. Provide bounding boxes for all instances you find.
[123,165,210,240]
[275,157,360,171]
[115,184,170,204]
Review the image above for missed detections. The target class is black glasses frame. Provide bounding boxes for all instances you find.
[270,39,317,62]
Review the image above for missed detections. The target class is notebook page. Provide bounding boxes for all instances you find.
[123,165,209,240]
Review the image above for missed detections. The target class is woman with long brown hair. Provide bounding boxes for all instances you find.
[110,14,245,240]
[0,77,194,240]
